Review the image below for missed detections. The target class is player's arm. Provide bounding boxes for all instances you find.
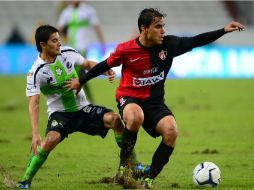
[191,21,244,47]
[173,21,245,56]
[65,60,113,92]
[28,94,41,155]
[80,58,115,83]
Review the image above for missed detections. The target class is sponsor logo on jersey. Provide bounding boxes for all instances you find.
[133,71,164,86]
[159,50,167,60]
[143,67,158,74]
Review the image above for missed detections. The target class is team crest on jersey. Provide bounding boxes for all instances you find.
[55,67,63,76]
[51,120,58,127]
[158,50,167,60]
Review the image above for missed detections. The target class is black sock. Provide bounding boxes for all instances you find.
[147,141,174,179]
[120,128,137,166]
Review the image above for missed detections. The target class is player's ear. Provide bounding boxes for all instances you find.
[141,25,147,33]
[40,42,46,50]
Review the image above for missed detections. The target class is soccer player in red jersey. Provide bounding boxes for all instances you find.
[65,8,244,188]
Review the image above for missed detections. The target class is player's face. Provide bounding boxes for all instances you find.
[146,17,165,45]
[44,32,61,57]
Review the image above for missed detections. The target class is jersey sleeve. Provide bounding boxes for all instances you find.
[106,44,123,67]
[166,35,194,57]
[62,47,85,66]
[168,28,225,57]
[73,52,85,66]
[26,70,40,97]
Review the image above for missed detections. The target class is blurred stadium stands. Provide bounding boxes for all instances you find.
[0,1,253,77]
[0,1,253,45]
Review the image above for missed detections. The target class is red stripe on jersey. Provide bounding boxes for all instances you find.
[107,38,152,101]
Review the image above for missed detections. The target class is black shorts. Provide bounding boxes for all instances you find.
[117,97,174,138]
[46,104,112,141]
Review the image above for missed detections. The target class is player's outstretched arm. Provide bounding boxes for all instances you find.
[224,21,245,33]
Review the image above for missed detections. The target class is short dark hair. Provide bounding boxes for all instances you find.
[35,25,58,52]
[138,8,166,33]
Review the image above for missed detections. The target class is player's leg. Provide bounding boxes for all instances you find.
[145,116,177,178]
[119,101,144,168]
[102,112,139,165]
[18,112,67,189]
[141,104,178,188]
[18,131,61,189]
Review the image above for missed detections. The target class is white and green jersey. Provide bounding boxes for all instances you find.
[57,3,99,51]
[26,46,90,117]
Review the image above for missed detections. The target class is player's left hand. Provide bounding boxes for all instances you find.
[64,78,82,95]
[224,21,245,33]
[105,69,115,83]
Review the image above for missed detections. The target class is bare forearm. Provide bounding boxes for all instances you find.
[28,96,40,135]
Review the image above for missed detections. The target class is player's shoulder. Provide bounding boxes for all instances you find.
[27,56,45,77]
[60,46,79,54]
[30,56,45,71]
[117,38,137,51]
[164,35,180,42]
[163,35,182,46]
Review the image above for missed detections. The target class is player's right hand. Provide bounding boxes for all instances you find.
[64,78,82,95]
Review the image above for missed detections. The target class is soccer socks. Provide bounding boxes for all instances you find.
[120,128,137,166]
[147,141,174,179]
[114,133,123,148]
[115,133,138,165]
[21,146,48,182]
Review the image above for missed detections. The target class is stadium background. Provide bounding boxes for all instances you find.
[0,1,253,77]
[0,1,253,190]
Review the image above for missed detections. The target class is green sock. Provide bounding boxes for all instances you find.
[114,133,138,165]
[22,146,48,182]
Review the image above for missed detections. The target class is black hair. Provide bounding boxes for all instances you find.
[138,8,166,33]
[35,25,59,52]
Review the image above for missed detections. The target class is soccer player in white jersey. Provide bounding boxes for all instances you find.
[57,0,105,102]
[17,25,134,189]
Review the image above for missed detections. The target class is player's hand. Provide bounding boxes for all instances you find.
[224,21,245,33]
[105,69,115,83]
[64,78,82,95]
[31,133,41,155]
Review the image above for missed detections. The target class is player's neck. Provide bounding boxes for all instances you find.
[139,35,153,48]
[40,52,56,63]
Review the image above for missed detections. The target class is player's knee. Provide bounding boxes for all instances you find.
[104,112,122,129]
[125,113,143,128]
[162,124,178,146]
[41,131,61,152]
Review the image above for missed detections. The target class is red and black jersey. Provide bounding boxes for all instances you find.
[106,28,225,102]
[79,28,225,103]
